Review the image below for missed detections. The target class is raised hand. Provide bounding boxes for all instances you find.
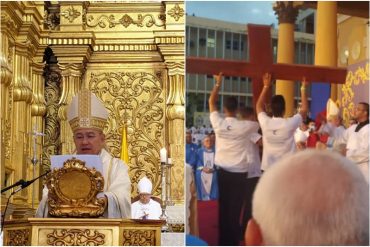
[262,73,272,88]
[213,72,223,87]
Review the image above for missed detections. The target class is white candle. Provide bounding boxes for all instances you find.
[160,148,167,163]
[168,158,172,165]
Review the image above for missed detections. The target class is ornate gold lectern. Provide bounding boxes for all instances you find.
[3,218,163,246]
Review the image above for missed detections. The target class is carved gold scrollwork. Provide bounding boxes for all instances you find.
[122,229,155,246]
[60,6,81,23]
[89,72,164,196]
[43,66,62,171]
[47,229,105,246]
[86,13,165,29]
[170,223,185,232]
[46,158,107,217]
[167,4,184,21]
[341,62,369,126]
[6,229,30,246]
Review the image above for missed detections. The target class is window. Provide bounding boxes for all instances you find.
[233,40,239,50]
[199,38,206,46]
[207,37,215,48]
[226,40,231,49]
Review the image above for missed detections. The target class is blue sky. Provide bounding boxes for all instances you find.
[186,1,279,27]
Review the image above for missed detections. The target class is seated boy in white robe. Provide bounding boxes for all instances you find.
[131,176,162,220]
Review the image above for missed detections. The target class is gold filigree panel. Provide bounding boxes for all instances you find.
[122,229,155,246]
[47,229,105,246]
[5,229,30,246]
[88,72,165,196]
[341,62,369,126]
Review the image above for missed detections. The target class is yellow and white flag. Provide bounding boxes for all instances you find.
[120,124,129,164]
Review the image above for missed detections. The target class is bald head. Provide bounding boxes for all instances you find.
[248,150,369,245]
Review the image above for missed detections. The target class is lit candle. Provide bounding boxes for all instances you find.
[160,148,167,163]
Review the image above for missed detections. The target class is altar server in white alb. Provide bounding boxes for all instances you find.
[335,102,369,182]
[36,89,132,218]
[131,176,162,220]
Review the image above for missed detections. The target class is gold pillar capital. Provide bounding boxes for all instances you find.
[273,1,300,24]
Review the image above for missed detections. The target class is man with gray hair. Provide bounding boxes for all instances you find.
[245,150,369,246]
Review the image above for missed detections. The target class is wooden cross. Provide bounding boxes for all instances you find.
[186,24,347,106]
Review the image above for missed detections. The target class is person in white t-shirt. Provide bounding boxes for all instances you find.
[131,176,162,220]
[209,72,260,246]
[256,73,308,171]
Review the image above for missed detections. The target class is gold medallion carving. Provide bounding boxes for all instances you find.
[6,229,30,246]
[61,6,81,23]
[47,229,105,246]
[89,72,165,196]
[122,229,155,246]
[46,158,107,217]
[86,14,165,29]
[167,4,184,21]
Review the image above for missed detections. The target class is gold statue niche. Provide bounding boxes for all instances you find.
[46,158,107,217]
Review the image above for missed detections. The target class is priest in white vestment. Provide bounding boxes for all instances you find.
[36,89,131,218]
[131,176,162,220]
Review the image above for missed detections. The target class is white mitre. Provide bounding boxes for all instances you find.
[67,89,109,132]
[137,176,153,194]
[326,98,340,120]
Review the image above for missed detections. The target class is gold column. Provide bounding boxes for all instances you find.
[166,63,185,204]
[11,43,34,205]
[1,0,44,217]
[1,10,16,216]
[156,1,185,204]
[29,58,47,206]
[315,1,338,101]
[273,2,299,117]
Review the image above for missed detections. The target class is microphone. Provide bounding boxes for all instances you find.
[1,179,26,194]
[16,171,51,192]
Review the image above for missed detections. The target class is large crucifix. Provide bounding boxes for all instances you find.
[187,24,347,107]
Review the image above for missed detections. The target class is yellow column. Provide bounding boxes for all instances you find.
[314,2,338,101]
[273,2,299,117]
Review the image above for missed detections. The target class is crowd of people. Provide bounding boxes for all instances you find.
[186,72,369,246]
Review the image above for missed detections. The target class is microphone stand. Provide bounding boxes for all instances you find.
[1,179,26,194]
[0,171,50,233]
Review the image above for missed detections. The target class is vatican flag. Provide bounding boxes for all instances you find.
[120,124,129,164]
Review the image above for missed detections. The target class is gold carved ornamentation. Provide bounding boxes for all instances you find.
[86,13,165,29]
[47,229,105,246]
[155,36,184,45]
[89,72,164,196]
[167,4,184,21]
[60,6,81,23]
[170,223,185,232]
[122,229,155,246]
[43,65,62,171]
[6,229,30,246]
[13,78,33,103]
[341,62,369,126]
[46,158,107,217]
